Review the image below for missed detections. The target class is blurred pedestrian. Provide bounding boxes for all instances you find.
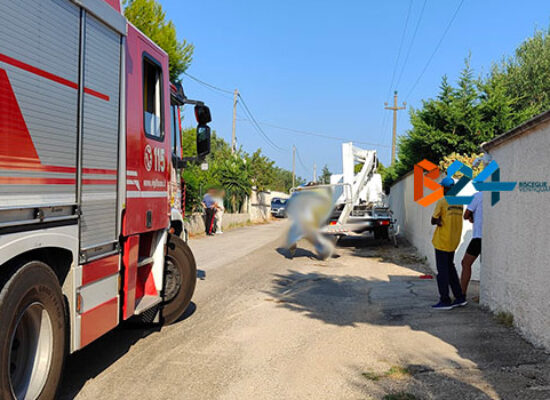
[285,183,335,260]
[461,191,482,297]
[430,177,466,310]
[202,188,217,236]
[215,189,226,234]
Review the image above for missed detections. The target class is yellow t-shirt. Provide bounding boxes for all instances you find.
[432,198,463,252]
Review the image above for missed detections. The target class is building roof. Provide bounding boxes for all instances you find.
[482,109,550,151]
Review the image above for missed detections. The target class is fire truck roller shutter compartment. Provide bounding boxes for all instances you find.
[80,13,122,252]
[0,0,80,207]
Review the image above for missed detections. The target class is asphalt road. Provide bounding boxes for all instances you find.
[61,221,550,400]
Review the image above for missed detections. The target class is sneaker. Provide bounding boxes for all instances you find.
[451,297,468,308]
[216,231,223,234]
[431,301,453,310]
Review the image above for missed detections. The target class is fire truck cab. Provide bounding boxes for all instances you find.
[0,0,210,398]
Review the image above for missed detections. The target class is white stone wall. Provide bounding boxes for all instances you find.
[184,213,250,235]
[247,190,289,222]
[389,172,481,280]
[481,121,550,350]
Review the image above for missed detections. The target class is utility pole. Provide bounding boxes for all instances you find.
[231,89,239,154]
[292,145,296,189]
[384,90,406,165]
[313,162,317,183]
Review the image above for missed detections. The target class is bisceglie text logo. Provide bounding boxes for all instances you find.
[414,159,517,207]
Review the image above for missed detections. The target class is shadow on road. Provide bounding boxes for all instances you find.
[59,302,197,399]
[338,236,431,273]
[276,247,317,259]
[265,270,375,326]
[265,264,550,399]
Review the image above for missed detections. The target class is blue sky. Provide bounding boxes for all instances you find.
[162,0,550,179]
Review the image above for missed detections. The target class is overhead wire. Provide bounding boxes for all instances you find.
[182,71,234,95]
[379,0,412,149]
[182,72,286,152]
[395,0,428,90]
[239,119,391,148]
[181,73,389,158]
[237,94,287,152]
[384,0,413,102]
[404,0,465,101]
[294,146,310,175]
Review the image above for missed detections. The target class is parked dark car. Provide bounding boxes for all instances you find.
[270,197,288,218]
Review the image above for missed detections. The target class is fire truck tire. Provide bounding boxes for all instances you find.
[0,260,66,400]
[162,235,197,325]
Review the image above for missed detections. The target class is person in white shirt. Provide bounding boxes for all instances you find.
[461,191,483,297]
[214,189,225,234]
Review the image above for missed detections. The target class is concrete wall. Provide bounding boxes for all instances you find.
[184,213,250,235]
[247,190,289,222]
[185,189,289,235]
[481,120,550,350]
[389,173,481,280]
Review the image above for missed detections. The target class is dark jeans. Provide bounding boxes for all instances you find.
[205,208,216,234]
[434,249,464,304]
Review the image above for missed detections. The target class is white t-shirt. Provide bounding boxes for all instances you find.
[213,196,225,212]
[467,192,483,239]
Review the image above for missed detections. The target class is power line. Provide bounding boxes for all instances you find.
[181,72,285,152]
[395,0,428,90]
[182,74,233,100]
[237,94,287,152]
[182,71,234,95]
[385,0,413,101]
[240,119,391,148]
[181,73,387,155]
[404,0,465,101]
[294,146,310,175]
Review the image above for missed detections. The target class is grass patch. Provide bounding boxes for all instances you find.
[495,311,514,328]
[361,366,411,382]
[383,393,418,400]
[361,371,380,381]
[385,366,410,379]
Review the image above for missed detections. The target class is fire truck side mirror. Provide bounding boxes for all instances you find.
[173,154,185,169]
[196,125,211,159]
[194,105,212,125]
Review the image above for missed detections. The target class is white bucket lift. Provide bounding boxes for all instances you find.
[321,142,397,245]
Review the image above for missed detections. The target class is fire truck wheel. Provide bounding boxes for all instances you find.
[0,260,66,400]
[162,235,197,325]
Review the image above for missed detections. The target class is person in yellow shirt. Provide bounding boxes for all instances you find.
[431,177,467,310]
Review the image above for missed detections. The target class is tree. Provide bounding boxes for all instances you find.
[382,27,550,191]
[247,149,275,192]
[124,0,194,80]
[180,131,296,213]
[319,165,331,184]
[380,27,550,190]
[271,167,295,192]
[181,127,196,158]
[218,157,251,213]
[494,27,550,116]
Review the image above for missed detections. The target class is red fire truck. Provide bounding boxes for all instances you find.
[0,0,211,398]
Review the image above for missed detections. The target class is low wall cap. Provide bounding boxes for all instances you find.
[482,109,550,151]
